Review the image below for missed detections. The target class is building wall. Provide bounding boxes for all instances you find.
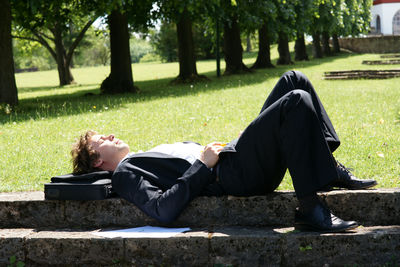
[339,36,400,53]
[371,3,400,34]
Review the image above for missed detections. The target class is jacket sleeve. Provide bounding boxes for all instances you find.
[112,159,215,223]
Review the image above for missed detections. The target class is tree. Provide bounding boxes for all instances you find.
[157,1,208,83]
[318,1,335,56]
[312,32,323,58]
[327,0,347,54]
[129,37,153,63]
[12,0,97,86]
[101,8,137,93]
[274,0,295,65]
[339,0,371,37]
[13,38,56,70]
[309,0,324,58]
[245,34,252,52]
[308,0,371,58]
[223,13,250,74]
[277,32,292,65]
[175,7,201,82]
[74,28,110,66]
[151,22,178,62]
[294,0,313,61]
[92,0,153,94]
[294,33,308,61]
[321,31,332,56]
[151,21,213,63]
[0,0,18,105]
[246,0,277,69]
[252,22,275,69]
[193,23,214,60]
[332,33,340,53]
[221,0,250,74]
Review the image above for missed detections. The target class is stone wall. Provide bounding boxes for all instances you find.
[338,35,400,53]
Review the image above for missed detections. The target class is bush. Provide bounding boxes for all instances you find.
[73,29,110,67]
[150,21,217,63]
[150,22,178,62]
[13,38,55,70]
[130,37,154,63]
[139,53,161,63]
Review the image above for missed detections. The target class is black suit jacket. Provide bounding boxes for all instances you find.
[112,152,222,223]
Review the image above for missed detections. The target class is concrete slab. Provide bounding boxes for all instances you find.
[209,227,283,266]
[0,229,33,264]
[24,230,124,266]
[321,189,400,226]
[281,225,400,266]
[124,230,210,266]
[0,189,399,228]
[0,226,399,266]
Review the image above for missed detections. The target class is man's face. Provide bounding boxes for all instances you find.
[89,134,130,167]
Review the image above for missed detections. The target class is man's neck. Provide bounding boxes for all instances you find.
[103,152,129,172]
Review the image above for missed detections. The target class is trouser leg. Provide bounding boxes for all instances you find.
[217,90,338,198]
[261,70,340,152]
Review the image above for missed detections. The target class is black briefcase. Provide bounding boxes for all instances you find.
[44,171,116,200]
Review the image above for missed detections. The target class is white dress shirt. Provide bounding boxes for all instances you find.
[147,142,203,164]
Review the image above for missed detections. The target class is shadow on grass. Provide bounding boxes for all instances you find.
[0,51,353,125]
[16,82,100,94]
[17,85,62,94]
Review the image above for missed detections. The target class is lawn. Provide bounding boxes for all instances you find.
[1,47,400,192]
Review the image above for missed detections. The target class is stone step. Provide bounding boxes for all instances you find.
[323,69,400,79]
[0,189,399,228]
[381,54,400,58]
[1,226,399,266]
[362,59,400,64]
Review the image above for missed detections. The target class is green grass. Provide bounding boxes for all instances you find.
[1,46,400,192]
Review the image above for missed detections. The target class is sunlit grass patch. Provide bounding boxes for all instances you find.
[1,50,400,192]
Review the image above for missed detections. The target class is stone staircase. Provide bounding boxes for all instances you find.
[324,70,400,80]
[362,60,400,65]
[1,189,399,266]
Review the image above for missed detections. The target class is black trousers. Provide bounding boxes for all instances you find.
[217,71,340,198]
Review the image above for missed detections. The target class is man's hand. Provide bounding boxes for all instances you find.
[200,142,225,169]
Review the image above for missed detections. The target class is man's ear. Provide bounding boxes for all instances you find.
[93,158,103,168]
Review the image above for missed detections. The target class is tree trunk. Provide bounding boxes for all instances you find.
[277,31,292,65]
[332,33,340,53]
[101,9,137,94]
[294,32,309,61]
[246,34,252,52]
[321,31,331,56]
[173,8,204,83]
[223,15,249,75]
[0,0,18,105]
[53,22,75,86]
[252,22,274,69]
[312,32,323,58]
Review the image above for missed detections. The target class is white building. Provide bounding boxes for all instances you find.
[371,0,400,34]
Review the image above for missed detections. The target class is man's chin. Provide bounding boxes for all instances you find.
[122,147,130,157]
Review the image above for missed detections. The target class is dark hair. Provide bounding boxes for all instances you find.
[71,130,100,174]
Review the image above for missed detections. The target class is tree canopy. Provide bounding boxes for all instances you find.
[12,0,99,86]
[1,0,373,104]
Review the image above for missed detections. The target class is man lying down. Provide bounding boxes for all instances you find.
[71,71,377,233]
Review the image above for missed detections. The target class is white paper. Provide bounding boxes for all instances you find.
[93,226,191,238]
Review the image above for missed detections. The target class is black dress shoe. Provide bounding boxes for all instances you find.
[295,202,358,233]
[328,161,377,190]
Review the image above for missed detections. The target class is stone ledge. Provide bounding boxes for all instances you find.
[338,36,400,53]
[324,70,400,79]
[0,226,399,266]
[0,189,399,228]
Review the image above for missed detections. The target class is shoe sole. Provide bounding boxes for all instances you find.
[320,181,378,191]
[294,223,359,233]
[346,181,378,190]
